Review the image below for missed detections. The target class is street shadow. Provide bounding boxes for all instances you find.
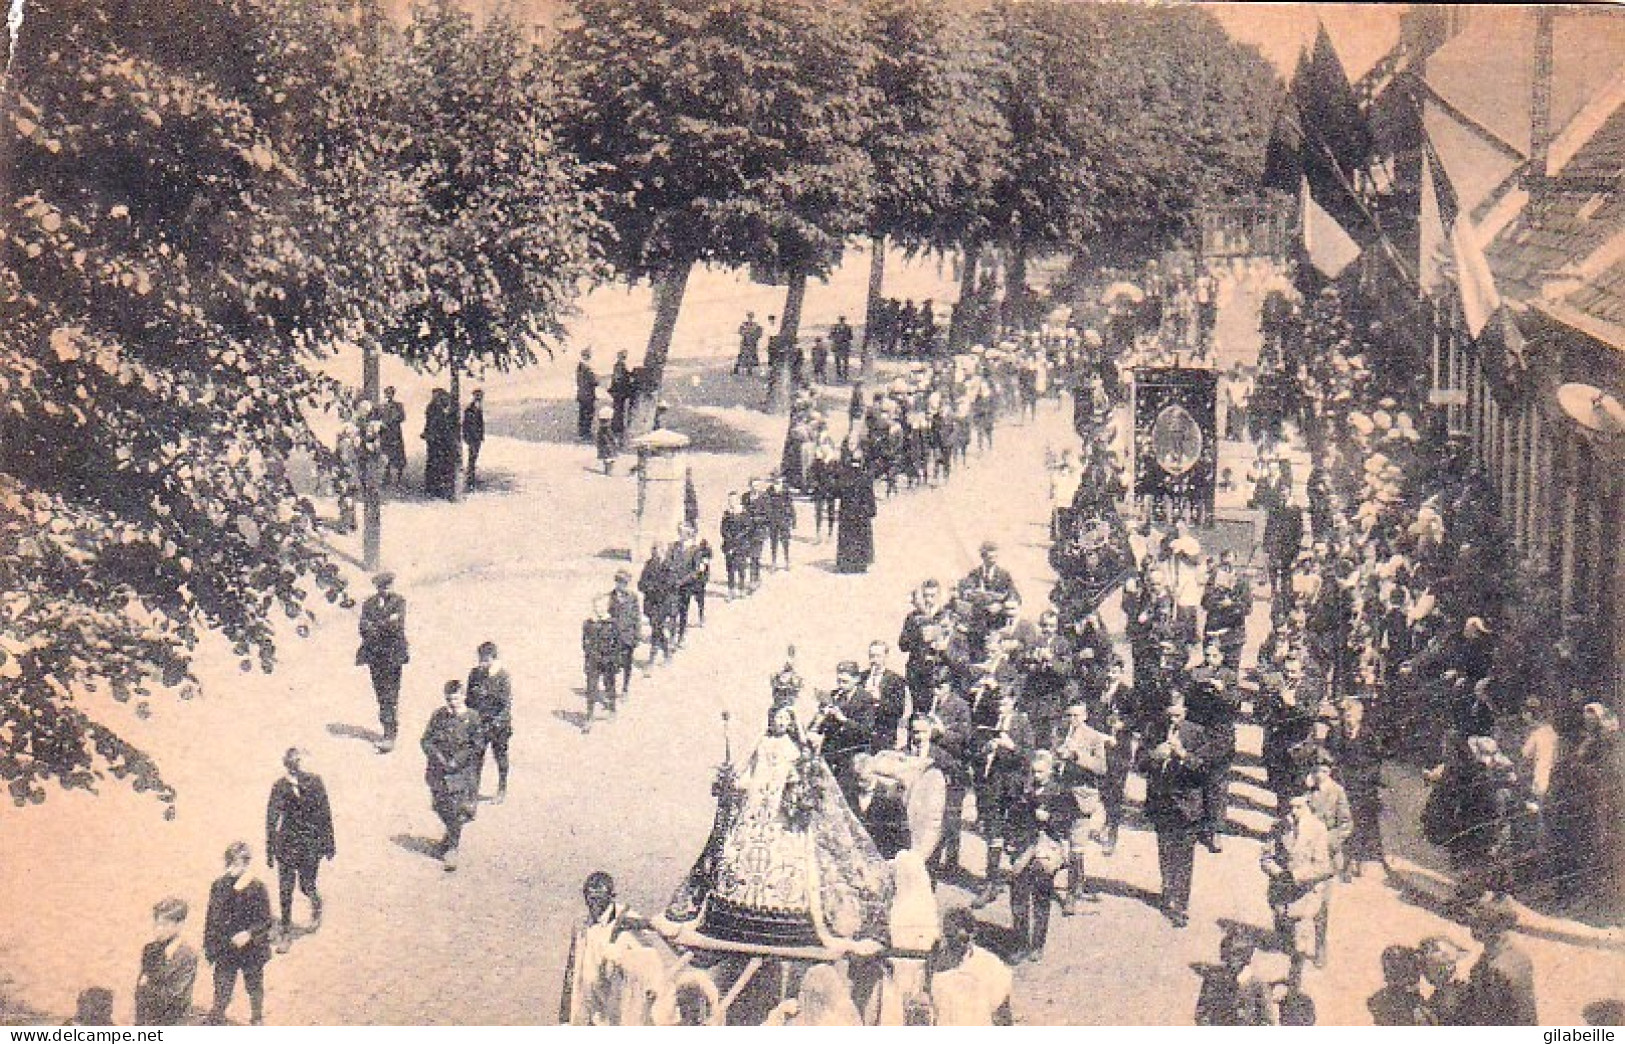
[1217,819,1273,843]
[487,397,579,444]
[553,708,593,732]
[1085,875,1163,912]
[1214,916,1282,952]
[391,833,443,860]
[958,911,1026,962]
[386,468,522,503]
[488,390,765,457]
[665,406,766,456]
[1224,788,1280,817]
[1584,1000,1625,1025]
[326,722,382,746]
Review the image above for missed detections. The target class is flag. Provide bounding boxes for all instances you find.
[1451,212,1500,338]
[1418,151,1449,295]
[1301,177,1360,278]
[1260,99,1305,196]
[1293,25,1375,237]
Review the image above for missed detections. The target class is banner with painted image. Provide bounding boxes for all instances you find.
[1133,367,1218,524]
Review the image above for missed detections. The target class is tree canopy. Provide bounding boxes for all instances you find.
[859,0,1008,256]
[988,2,1281,268]
[366,0,607,385]
[554,0,875,399]
[0,0,353,807]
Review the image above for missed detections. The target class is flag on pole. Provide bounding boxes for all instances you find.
[1261,99,1305,195]
[1451,212,1501,338]
[1294,25,1375,237]
[1418,151,1449,295]
[1301,177,1361,278]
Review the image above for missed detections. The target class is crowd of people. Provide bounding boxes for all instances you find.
[80,248,1620,1028]
[560,253,1620,1026]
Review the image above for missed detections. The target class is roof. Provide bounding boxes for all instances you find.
[1422,10,1625,350]
[1423,8,1625,161]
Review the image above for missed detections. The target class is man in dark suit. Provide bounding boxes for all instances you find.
[851,754,911,858]
[356,571,408,754]
[1263,495,1304,608]
[465,640,513,803]
[609,351,634,437]
[606,569,641,695]
[461,388,484,492]
[1201,550,1252,671]
[949,539,1014,653]
[422,680,482,871]
[575,349,598,440]
[924,680,974,878]
[1091,660,1136,854]
[1186,640,1239,853]
[203,842,273,1025]
[860,639,909,752]
[809,661,876,798]
[743,477,772,589]
[1019,609,1077,749]
[1007,751,1083,961]
[898,580,950,700]
[265,748,335,950]
[1141,699,1217,927]
[970,683,1035,908]
[829,314,854,380]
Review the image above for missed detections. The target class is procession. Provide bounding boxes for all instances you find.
[4,0,1624,1031]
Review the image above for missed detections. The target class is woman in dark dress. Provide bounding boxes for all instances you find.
[835,452,877,574]
[421,388,460,500]
[1546,702,1623,916]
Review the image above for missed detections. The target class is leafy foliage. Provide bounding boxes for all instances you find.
[859,0,1008,256]
[0,0,357,807]
[557,0,875,280]
[988,2,1281,261]
[360,1,608,383]
[555,0,876,396]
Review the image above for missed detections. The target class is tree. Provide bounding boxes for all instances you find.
[988,3,1279,317]
[555,0,874,417]
[858,0,1007,361]
[370,1,607,418]
[0,0,354,807]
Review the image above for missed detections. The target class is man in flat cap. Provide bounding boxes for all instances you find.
[357,572,408,754]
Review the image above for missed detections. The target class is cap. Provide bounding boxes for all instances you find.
[373,572,396,589]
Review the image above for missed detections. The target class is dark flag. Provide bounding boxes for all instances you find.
[1260,98,1305,196]
[1293,25,1375,238]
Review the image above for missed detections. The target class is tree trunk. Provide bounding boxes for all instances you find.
[361,338,381,570]
[633,259,696,434]
[860,235,885,381]
[1002,240,1029,332]
[949,239,981,352]
[767,269,808,415]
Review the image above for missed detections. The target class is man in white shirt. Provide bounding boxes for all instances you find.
[929,908,1012,1026]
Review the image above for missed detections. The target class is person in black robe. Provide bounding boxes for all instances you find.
[835,452,877,574]
[421,388,459,499]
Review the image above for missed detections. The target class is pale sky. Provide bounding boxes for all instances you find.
[381,0,1408,83]
[1206,2,1405,81]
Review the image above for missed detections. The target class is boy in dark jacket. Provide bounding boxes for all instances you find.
[583,596,621,732]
